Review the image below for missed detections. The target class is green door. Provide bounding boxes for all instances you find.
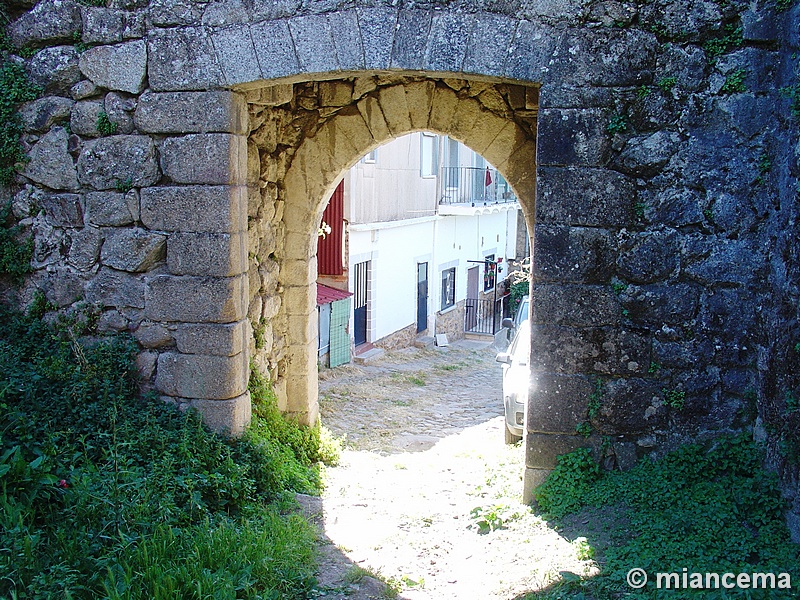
[329,298,351,368]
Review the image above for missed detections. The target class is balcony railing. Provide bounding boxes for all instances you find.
[439,166,518,206]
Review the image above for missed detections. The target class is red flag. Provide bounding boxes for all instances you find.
[484,166,493,187]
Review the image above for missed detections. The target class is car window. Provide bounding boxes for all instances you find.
[515,297,529,328]
[509,321,531,363]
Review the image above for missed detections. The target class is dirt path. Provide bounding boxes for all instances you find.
[308,341,597,600]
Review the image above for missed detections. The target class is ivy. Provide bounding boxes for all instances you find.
[0,60,41,185]
[0,201,33,282]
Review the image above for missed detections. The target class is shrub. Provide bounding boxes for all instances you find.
[0,305,320,598]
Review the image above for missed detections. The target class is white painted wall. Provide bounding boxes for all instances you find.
[349,217,436,342]
[342,132,524,347]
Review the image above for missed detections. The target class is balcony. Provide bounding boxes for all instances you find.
[439,166,518,207]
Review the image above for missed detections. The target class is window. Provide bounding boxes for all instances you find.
[420,133,437,177]
[361,149,377,163]
[441,267,456,310]
[446,137,460,187]
[483,254,496,292]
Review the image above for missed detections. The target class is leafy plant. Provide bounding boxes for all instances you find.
[0,60,41,185]
[720,68,747,94]
[0,305,323,598]
[663,388,686,410]
[657,76,677,91]
[611,281,627,295]
[96,111,118,135]
[703,25,743,62]
[575,421,592,438]
[470,503,520,534]
[607,113,628,134]
[114,177,134,193]
[0,201,33,282]
[530,435,800,599]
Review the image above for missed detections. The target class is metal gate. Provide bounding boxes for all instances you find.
[464,297,502,335]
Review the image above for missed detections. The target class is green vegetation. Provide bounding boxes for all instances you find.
[114,177,134,193]
[657,76,677,92]
[0,304,334,598]
[529,435,800,599]
[606,113,628,135]
[703,24,743,62]
[780,81,800,119]
[663,388,686,410]
[720,68,747,94]
[97,111,118,135]
[755,151,772,185]
[0,201,33,281]
[777,0,797,11]
[0,60,41,185]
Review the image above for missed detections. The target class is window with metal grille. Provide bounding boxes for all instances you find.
[441,267,456,310]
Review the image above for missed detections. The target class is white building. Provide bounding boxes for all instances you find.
[316,132,528,363]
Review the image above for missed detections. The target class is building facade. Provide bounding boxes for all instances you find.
[317,132,528,359]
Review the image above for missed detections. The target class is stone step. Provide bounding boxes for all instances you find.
[353,347,385,365]
[413,336,435,349]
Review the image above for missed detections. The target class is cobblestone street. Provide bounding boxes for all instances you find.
[311,340,595,600]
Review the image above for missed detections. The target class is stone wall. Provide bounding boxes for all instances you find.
[436,301,466,343]
[1,0,799,525]
[374,323,418,351]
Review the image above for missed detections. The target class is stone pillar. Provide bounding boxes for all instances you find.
[523,105,648,502]
[136,91,252,435]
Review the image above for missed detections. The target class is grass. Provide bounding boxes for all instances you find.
[0,301,333,598]
[524,435,800,599]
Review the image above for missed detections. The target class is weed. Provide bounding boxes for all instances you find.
[648,361,661,374]
[0,60,41,185]
[611,281,627,295]
[0,201,33,282]
[657,76,677,91]
[633,201,646,220]
[531,435,799,599]
[785,391,799,413]
[0,306,323,597]
[114,177,134,193]
[406,373,426,386]
[72,30,93,53]
[96,111,118,135]
[470,504,519,533]
[635,85,650,100]
[703,207,714,222]
[780,83,800,119]
[777,0,796,10]
[720,68,747,94]
[606,113,628,135]
[572,536,595,561]
[663,388,686,410]
[795,342,800,353]
[703,25,743,62]
[575,421,592,438]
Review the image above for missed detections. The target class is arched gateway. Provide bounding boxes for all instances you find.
[9,0,785,503]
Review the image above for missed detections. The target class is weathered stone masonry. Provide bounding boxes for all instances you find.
[3,0,800,524]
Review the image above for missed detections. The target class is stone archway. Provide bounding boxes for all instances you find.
[247,76,539,428]
[10,0,785,506]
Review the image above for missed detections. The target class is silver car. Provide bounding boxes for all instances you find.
[496,306,530,444]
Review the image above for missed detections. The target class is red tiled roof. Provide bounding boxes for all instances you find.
[317,282,352,306]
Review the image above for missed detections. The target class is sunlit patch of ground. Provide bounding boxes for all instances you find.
[315,342,598,599]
